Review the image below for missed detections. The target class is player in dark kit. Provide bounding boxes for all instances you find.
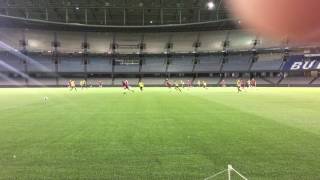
[174,81,182,92]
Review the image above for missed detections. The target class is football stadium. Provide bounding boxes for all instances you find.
[0,0,320,179]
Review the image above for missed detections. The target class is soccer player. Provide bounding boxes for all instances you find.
[197,80,201,87]
[187,79,192,88]
[220,79,226,87]
[122,80,128,94]
[174,81,182,92]
[80,80,87,89]
[240,79,245,90]
[251,78,257,88]
[202,81,208,89]
[138,81,144,91]
[70,80,77,91]
[247,79,251,88]
[67,80,71,88]
[181,80,185,88]
[236,79,241,93]
[164,79,172,88]
[98,80,103,88]
[122,80,134,93]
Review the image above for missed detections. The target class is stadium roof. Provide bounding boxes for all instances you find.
[0,0,237,31]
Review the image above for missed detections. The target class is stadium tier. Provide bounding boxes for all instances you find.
[250,53,284,72]
[193,55,222,73]
[141,56,167,73]
[167,55,194,73]
[222,54,252,72]
[0,26,318,88]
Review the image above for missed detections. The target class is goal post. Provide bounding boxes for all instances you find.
[204,164,248,180]
[228,165,248,180]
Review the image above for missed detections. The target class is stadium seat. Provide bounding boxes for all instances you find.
[251,53,283,72]
[58,56,85,73]
[167,55,194,73]
[27,54,55,73]
[194,55,222,73]
[222,55,252,72]
[141,57,167,73]
[87,57,113,73]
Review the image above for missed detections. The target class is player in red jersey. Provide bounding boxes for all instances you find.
[187,79,192,88]
[164,79,172,88]
[69,80,77,91]
[220,79,226,87]
[251,78,257,88]
[122,80,134,94]
[97,80,103,88]
[240,79,245,90]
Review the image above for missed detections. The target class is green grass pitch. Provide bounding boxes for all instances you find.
[0,87,320,179]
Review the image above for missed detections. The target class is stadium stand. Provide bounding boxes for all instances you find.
[87,56,113,73]
[194,77,221,85]
[167,55,194,73]
[58,77,84,86]
[251,53,284,72]
[114,78,140,86]
[280,76,314,86]
[197,31,227,52]
[312,77,320,85]
[222,54,252,72]
[228,30,256,51]
[265,76,283,84]
[0,26,318,87]
[28,78,57,86]
[223,77,239,85]
[58,56,85,73]
[171,32,197,53]
[87,78,113,86]
[142,78,166,86]
[27,54,55,73]
[141,56,167,73]
[254,78,273,85]
[114,33,142,54]
[25,29,53,52]
[256,37,283,49]
[87,32,113,54]
[194,55,222,73]
[0,76,26,86]
[114,64,140,73]
[144,33,170,54]
[168,77,193,83]
[0,52,24,72]
[58,31,84,53]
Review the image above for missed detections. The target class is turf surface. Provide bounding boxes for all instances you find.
[0,87,319,179]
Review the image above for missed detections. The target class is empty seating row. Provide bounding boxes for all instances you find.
[0,28,284,54]
[167,56,194,73]
[141,57,167,73]
[222,55,252,72]
[251,53,283,71]
[194,55,222,73]
[280,77,313,85]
